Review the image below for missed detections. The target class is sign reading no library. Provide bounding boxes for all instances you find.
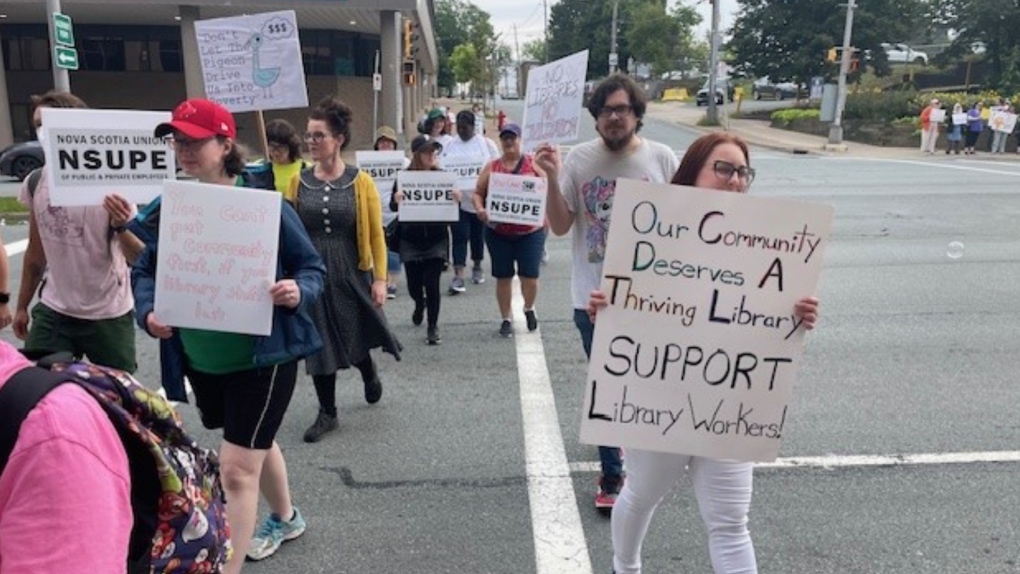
[579,180,833,462]
[194,10,308,113]
[521,50,589,151]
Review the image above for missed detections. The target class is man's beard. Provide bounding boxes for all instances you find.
[600,124,635,151]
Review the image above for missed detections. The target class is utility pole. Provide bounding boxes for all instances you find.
[610,0,620,74]
[543,0,549,63]
[46,0,70,92]
[706,0,720,124]
[828,0,856,145]
[513,24,521,63]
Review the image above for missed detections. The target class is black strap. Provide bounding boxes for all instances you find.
[0,366,74,474]
[510,157,525,175]
[26,168,43,198]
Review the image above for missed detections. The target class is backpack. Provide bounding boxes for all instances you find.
[0,355,231,574]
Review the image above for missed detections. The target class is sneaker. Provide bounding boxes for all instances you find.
[386,283,398,299]
[524,309,538,332]
[595,474,623,511]
[427,325,441,345]
[412,301,425,326]
[448,276,466,294]
[499,319,513,338]
[364,377,383,404]
[247,507,307,561]
[471,265,485,284]
[302,409,338,443]
[541,248,549,265]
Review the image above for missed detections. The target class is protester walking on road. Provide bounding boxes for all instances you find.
[137,98,326,572]
[587,132,821,574]
[373,126,410,299]
[422,107,454,149]
[946,103,964,154]
[442,110,499,295]
[473,123,547,337]
[919,98,941,154]
[391,135,458,345]
[537,73,679,513]
[289,97,402,444]
[15,90,137,372]
[966,102,984,154]
[263,118,310,193]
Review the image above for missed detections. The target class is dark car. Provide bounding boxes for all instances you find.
[751,77,802,101]
[0,140,44,181]
[695,78,736,106]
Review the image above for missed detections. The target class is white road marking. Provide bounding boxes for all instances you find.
[568,450,1020,473]
[825,157,1020,177]
[5,239,27,256]
[512,278,593,574]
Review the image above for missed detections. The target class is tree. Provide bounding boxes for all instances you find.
[548,0,617,77]
[625,1,702,76]
[930,0,1020,90]
[434,0,498,93]
[728,0,928,86]
[450,43,484,87]
[521,38,547,63]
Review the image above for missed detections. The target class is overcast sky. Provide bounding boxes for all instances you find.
[473,0,739,55]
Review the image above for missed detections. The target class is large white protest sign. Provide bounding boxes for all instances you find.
[485,173,547,227]
[952,112,969,125]
[40,108,174,206]
[441,154,488,190]
[396,171,459,222]
[356,150,406,192]
[521,50,589,151]
[195,11,308,113]
[154,180,282,336]
[579,180,834,462]
[929,109,946,123]
[989,110,1018,134]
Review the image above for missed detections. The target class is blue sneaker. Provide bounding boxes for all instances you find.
[246,507,307,561]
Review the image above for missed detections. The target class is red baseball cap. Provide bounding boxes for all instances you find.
[154,99,236,139]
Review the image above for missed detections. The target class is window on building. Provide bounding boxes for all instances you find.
[3,37,50,72]
[80,37,126,71]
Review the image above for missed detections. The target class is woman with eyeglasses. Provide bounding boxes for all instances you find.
[286,96,402,445]
[588,133,821,574]
[133,98,327,571]
[263,118,311,193]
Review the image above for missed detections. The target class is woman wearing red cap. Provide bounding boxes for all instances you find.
[133,98,327,572]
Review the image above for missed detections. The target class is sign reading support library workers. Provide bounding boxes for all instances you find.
[154,180,282,336]
[356,150,406,194]
[485,173,547,226]
[40,108,174,206]
[521,50,589,151]
[579,180,834,462]
[989,110,1018,134]
[194,10,308,113]
[396,171,459,222]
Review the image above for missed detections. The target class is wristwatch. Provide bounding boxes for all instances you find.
[0,292,9,304]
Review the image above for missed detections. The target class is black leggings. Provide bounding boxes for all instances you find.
[312,357,376,415]
[405,258,444,327]
[965,130,980,148]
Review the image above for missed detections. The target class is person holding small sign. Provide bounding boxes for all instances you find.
[919,99,941,155]
[135,98,327,572]
[372,126,410,300]
[391,135,460,345]
[946,103,964,155]
[473,123,548,337]
[587,133,821,574]
[286,97,402,444]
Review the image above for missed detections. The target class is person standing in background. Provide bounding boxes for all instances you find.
[371,126,410,299]
[919,98,940,155]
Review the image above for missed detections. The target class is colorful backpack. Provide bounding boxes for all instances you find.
[0,356,231,574]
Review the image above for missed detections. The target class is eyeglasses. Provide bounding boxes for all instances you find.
[268,142,289,152]
[712,160,756,186]
[303,131,332,143]
[598,104,633,119]
[166,136,214,152]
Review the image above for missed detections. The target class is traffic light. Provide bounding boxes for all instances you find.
[403,60,416,85]
[403,21,416,59]
[826,47,838,62]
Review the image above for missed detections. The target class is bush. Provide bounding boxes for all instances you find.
[770,108,820,126]
[843,91,917,122]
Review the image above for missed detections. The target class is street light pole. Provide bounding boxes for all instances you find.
[706,0,720,124]
[45,0,70,92]
[610,0,619,74]
[828,0,856,145]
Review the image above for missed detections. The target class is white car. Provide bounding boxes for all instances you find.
[881,42,928,65]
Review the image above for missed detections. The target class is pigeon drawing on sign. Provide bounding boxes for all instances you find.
[243,17,292,98]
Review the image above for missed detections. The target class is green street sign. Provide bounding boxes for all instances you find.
[54,46,79,70]
[53,13,74,47]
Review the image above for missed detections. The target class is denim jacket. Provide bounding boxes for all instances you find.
[130,183,325,401]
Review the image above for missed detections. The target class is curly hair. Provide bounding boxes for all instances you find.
[308,96,353,150]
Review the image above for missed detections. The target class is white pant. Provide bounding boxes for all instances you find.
[920,125,939,153]
[611,449,757,574]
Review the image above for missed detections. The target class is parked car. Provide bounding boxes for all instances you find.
[695,78,736,106]
[881,42,928,65]
[751,77,801,101]
[0,140,44,181]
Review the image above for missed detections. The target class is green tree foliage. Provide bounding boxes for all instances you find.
[626,1,702,76]
[521,38,547,63]
[434,0,498,93]
[450,43,483,85]
[728,0,927,85]
[931,0,1020,92]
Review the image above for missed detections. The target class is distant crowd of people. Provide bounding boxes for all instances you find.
[920,97,1020,155]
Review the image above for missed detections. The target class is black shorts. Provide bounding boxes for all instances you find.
[187,360,298,450]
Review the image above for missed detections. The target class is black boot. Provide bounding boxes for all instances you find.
[303,409,338,443]
[358,358,383,404]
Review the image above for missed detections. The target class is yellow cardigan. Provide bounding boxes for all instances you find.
[284,170,387,281]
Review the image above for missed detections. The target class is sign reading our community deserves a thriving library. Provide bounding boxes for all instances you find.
[194,10,308,113]
[40,108,175,206]
[396,171,459,222]
[579,180,834,462]
[485,173,547,227]
[154,181,282,336]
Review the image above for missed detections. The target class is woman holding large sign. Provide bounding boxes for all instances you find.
[135,98,326,571]
[589,133,821,574]
[286,96,402,444]
[473,123,548,337]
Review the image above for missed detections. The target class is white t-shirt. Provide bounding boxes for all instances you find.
[441,135,499,212]
[375,157,411,226]
[559,137,679,309]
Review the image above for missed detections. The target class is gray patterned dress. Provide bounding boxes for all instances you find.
[295,166,401,376]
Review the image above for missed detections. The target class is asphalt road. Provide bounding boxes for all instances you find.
[1,106,1018,574]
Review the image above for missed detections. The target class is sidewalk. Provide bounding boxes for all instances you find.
[647,101,1020,161]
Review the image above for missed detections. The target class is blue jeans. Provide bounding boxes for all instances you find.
[387,250,402,276]
[573,308,624,484]
[451,208,485,268]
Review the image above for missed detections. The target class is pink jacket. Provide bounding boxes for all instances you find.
[0,342,132,573]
